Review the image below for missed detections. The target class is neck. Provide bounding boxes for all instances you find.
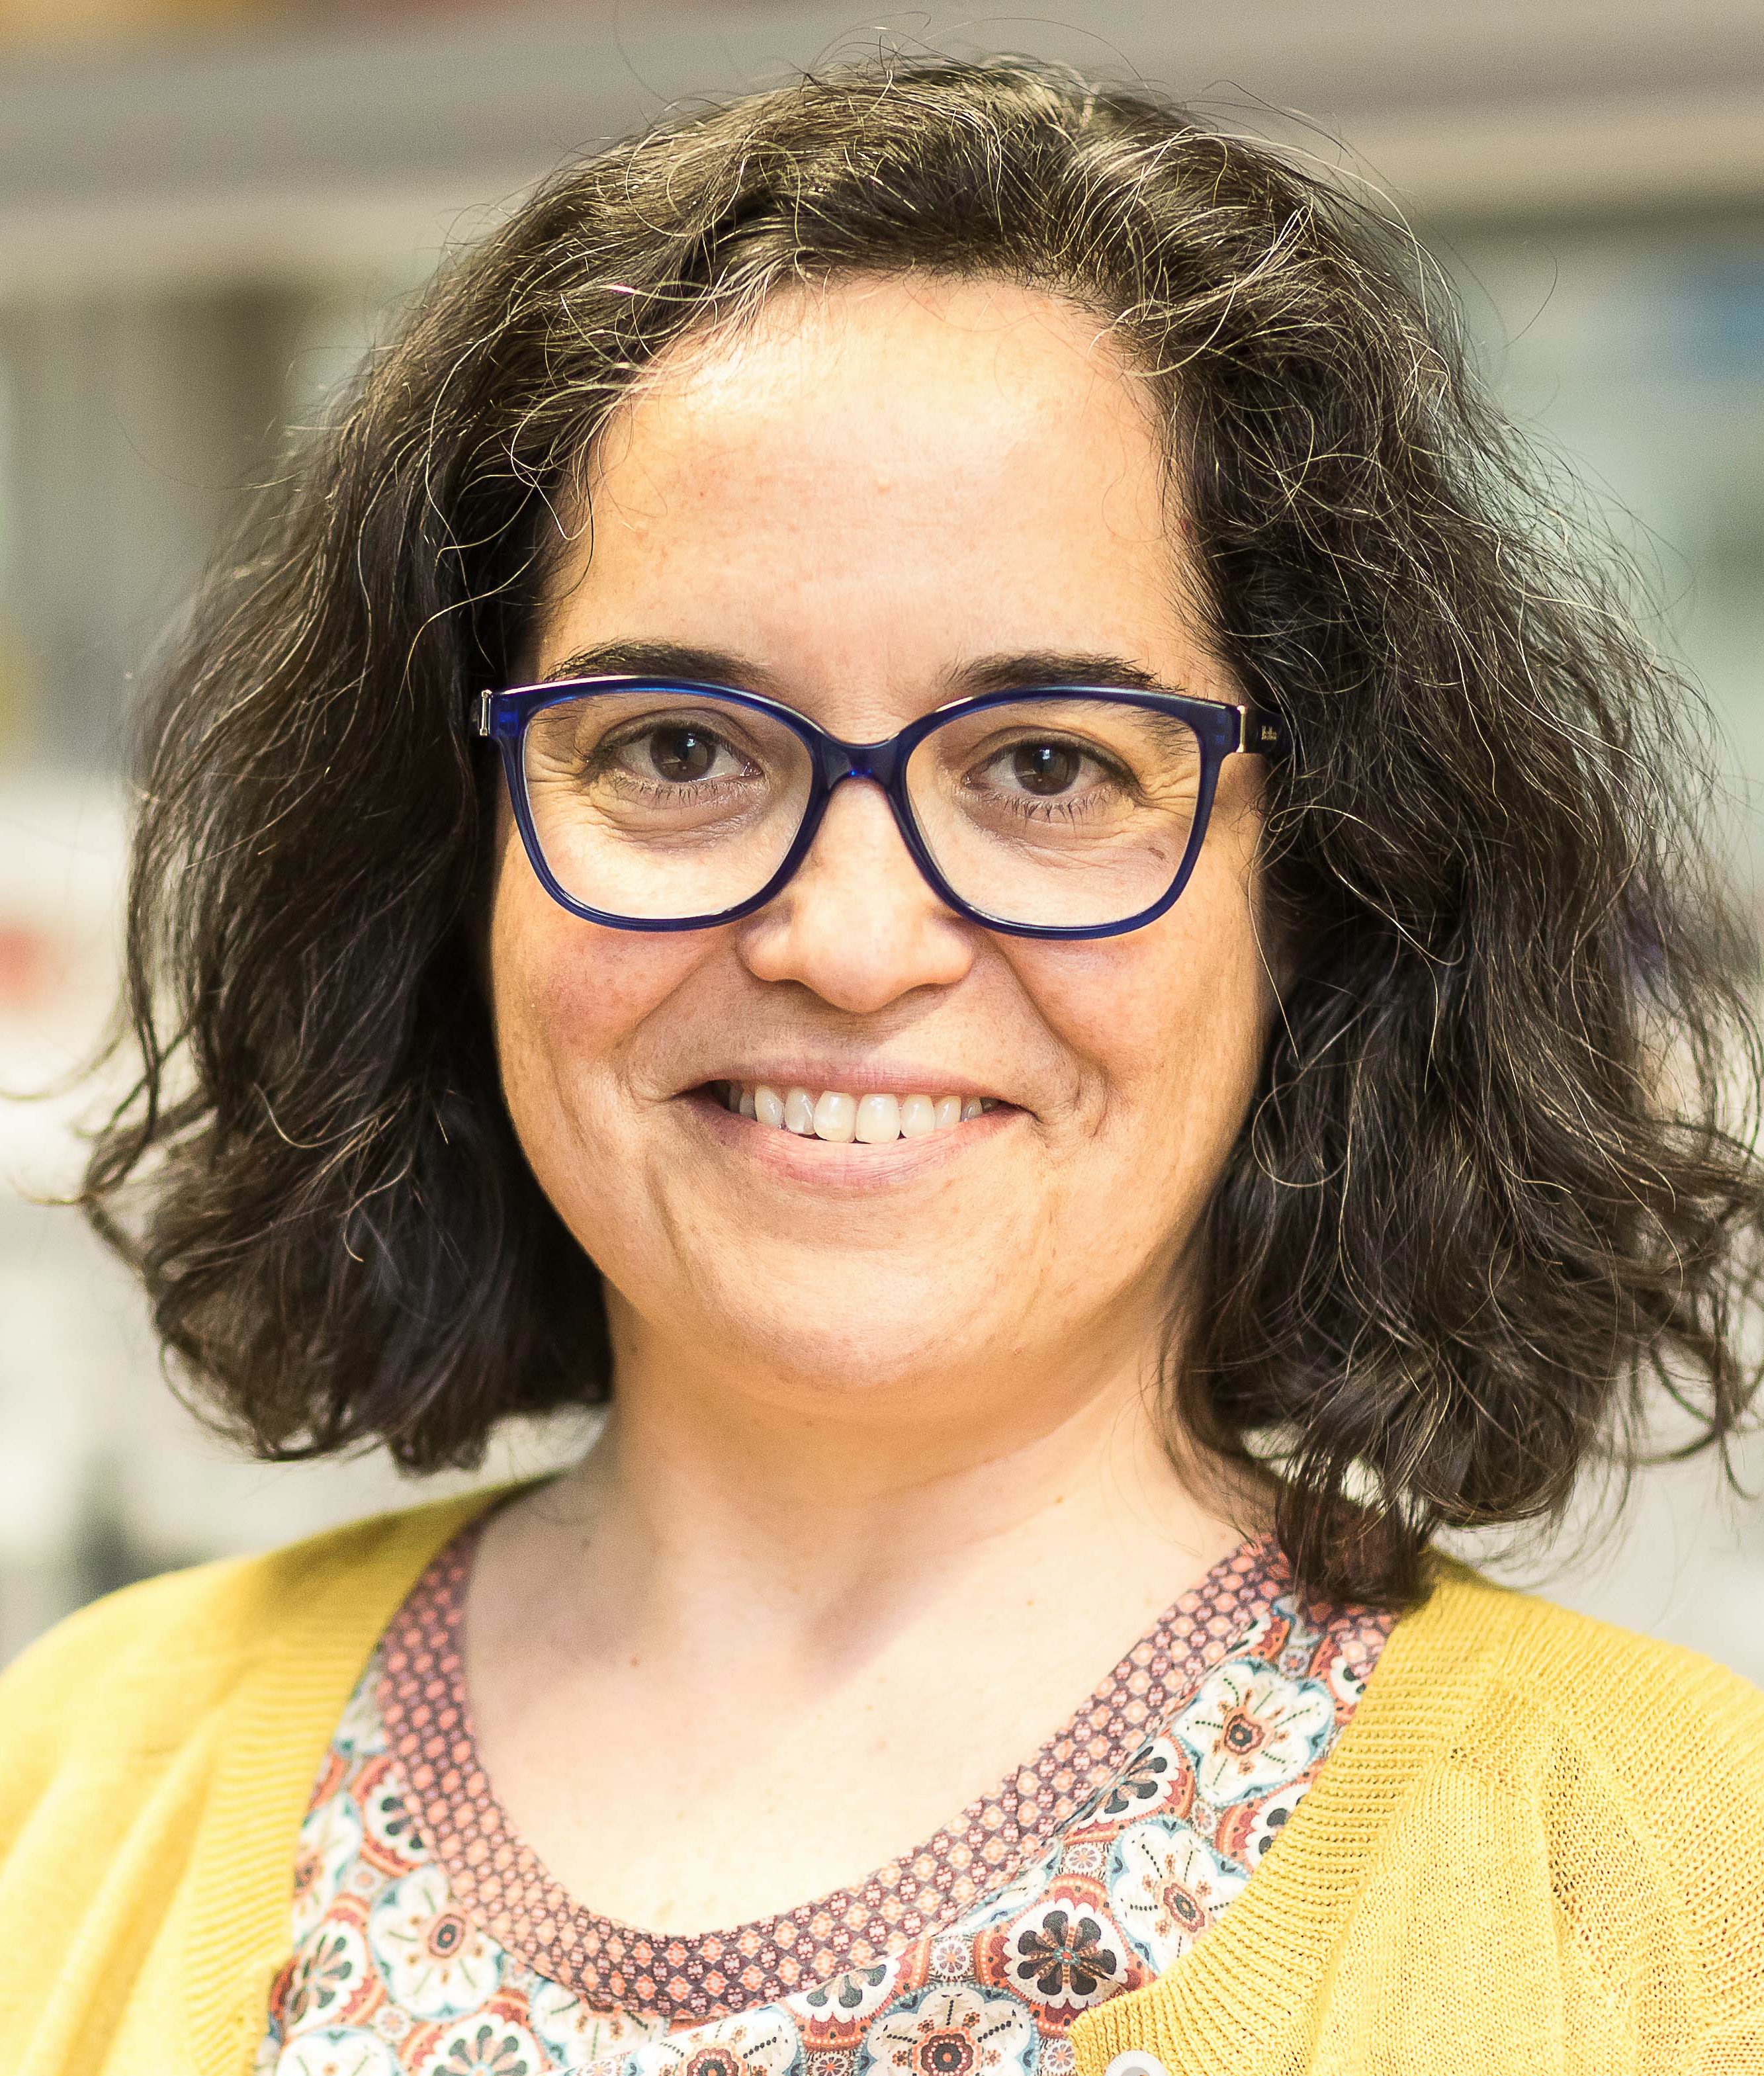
[494,1297,1273,1674]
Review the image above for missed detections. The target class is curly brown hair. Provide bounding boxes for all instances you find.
[81,54,1764,1608]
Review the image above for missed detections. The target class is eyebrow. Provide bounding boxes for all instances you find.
[534,639,1179,702]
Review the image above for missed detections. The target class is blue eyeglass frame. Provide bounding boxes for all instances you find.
[476,675,1292,941]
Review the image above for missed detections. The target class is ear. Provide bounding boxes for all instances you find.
[470,759,509,1013]
[1259,905,1300,1006]
[1247,822,1300,1010]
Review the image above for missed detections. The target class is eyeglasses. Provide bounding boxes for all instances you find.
[476,676,1290,940]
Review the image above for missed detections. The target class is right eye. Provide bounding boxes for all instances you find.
[568,710,770,795]
[601,719,750,787]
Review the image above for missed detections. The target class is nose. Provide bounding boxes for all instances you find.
[735,773,975,1012]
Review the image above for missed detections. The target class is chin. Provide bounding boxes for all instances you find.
[703,1287,992,1401]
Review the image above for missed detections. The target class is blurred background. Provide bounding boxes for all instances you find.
[0,0,1759,1676]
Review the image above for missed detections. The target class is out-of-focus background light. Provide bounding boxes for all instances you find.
[0,0,1759,1675]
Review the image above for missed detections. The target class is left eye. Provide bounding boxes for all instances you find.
[989,739,1106,795]
[627,723,736,784]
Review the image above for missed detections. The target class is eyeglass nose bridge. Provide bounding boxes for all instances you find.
[791,729,937,899]
[811,730,910,791]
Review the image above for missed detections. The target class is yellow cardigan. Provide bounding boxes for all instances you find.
[1,1483,1761,2075]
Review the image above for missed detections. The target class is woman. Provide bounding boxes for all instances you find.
[2,54,1761,2076]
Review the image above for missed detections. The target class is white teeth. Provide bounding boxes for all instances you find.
[899,1094,936,1137]
[854,1093,901,1143]
[812,1090,857,1141]
[717,1080,1001,1142]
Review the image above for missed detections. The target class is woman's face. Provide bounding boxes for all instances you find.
[488,274,1277,1430]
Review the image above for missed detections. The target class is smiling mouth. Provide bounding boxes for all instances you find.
[697,1080,1006,1145]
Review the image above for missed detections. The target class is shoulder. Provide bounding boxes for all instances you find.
[1409,1555,1764,1772]
[0,1482,517,1771]
[1384,1555,1764,2020]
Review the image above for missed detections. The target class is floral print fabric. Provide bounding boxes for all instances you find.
[258,1520,1393,2076]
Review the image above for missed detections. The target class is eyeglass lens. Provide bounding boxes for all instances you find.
[520,688,1204,929]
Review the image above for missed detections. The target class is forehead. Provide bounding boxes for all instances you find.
[588,273,1168,523]
[533,275,1204,710]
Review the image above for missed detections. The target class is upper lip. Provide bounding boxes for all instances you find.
[687,1062,1013,1103]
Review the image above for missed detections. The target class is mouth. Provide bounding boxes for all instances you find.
[676,1076,1021,1184]
[695,1078,1008,1145]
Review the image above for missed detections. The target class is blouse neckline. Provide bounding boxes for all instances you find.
[375,1502,1322,2022]
[180,1479,1489,2076]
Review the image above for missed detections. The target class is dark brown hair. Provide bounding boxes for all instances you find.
[82,54,1764,1606]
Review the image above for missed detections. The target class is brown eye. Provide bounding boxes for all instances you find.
[647,726,719,783]
[1011,741,1082,794]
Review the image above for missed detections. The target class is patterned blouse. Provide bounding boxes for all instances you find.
[257,1516,1394,2076]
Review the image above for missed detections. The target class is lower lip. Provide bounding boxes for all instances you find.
[674,1088,1021,1189]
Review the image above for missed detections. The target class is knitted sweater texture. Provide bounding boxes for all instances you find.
[0,1483,1759,2075]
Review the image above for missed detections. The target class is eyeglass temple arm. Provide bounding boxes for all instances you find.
[1239,705,1293,758]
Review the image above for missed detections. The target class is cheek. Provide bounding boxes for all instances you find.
[1022,863,1275,1162]
[486,820,682,1148]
